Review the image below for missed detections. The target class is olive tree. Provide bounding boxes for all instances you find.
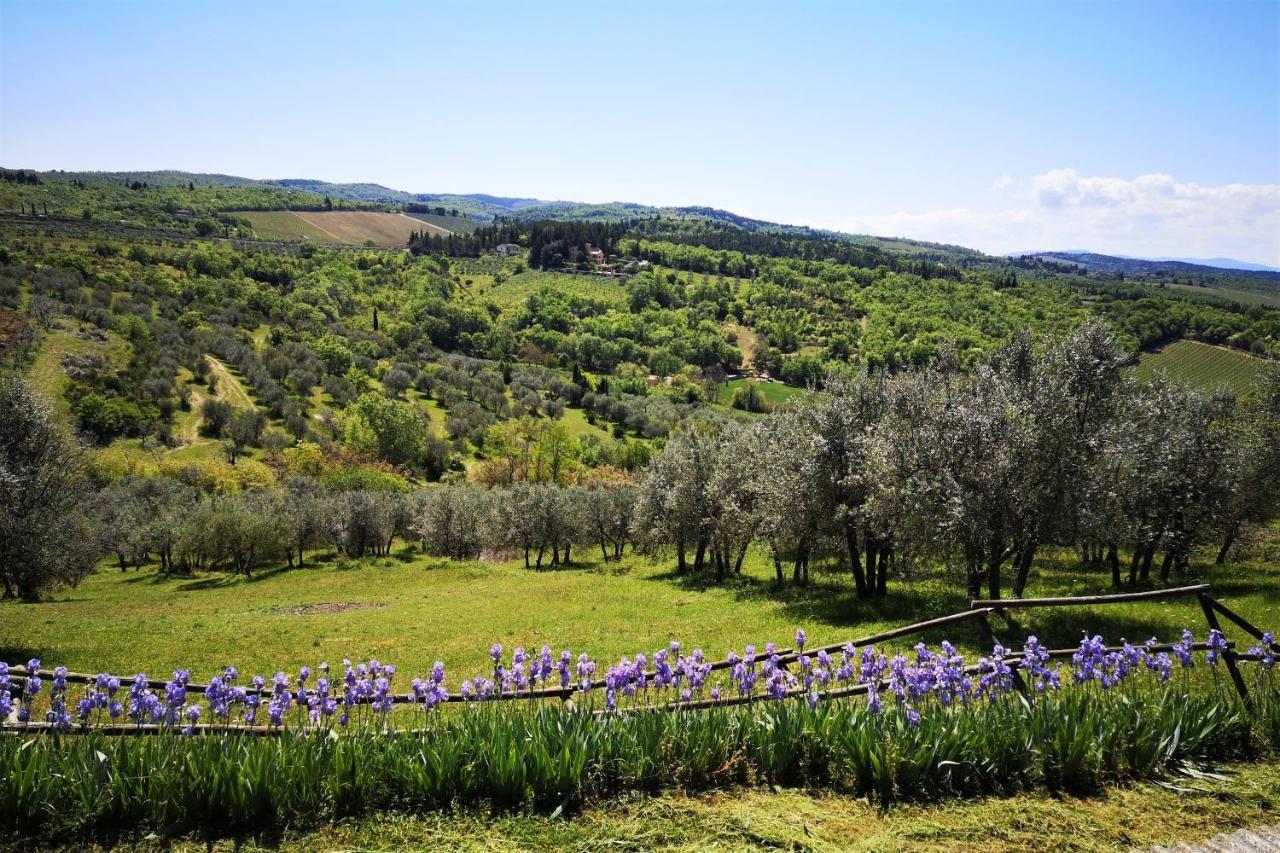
[0,376,99,599]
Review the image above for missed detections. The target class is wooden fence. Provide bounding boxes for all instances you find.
[3,584,1276,736]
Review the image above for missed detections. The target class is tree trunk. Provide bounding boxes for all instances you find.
[1216,526,1237,564]
[600,538,610,562]
[523,544,530,569]
[1108,543,1120,588]
[876,547,890,597]
[1158,549,1175,584]
[1139,544,1155,582]
[865,538,880,598]
[847,523,867,597]
[1128,546,1141,585]
[734,541,748,574]
[676,537,687,575]
[967,564,983,600]
[1012,540,1038,598]
[693,537,707,572]
[987,533,1004,601]
[563,542,571,565]
[772,546,784,584]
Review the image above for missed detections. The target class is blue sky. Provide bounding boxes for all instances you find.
[2,0,1277,263]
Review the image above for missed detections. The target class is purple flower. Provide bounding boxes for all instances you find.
[795,629,806,652]
[1207,629,1228,666]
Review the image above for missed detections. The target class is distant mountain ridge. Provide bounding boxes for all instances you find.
[1008,250,1280,281]
[19,168,1276,284]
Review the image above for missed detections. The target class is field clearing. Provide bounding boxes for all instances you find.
[234,210,438,246]
[403,211,476,234]
[1135,339,1269,397]
[717,377,808,407]
[1169,282,1280,308]
[234,211,335,243]
[481,270,629,310]
[26,321,131,420]
[293,210,440,246]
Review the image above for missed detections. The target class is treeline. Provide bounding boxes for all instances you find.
[84,476,640,577]
[406,223,523,257]
[627,323,1280,598]
[629,220,964,280]
[0,168,41,185]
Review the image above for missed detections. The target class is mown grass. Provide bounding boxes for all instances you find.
[1135,339,1268,398]
[716,377,809,408]
[234,211,335,243]
[3,531,1277,689]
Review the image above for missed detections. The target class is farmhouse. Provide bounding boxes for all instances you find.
[495,243,521,256]
[585,243,605,265]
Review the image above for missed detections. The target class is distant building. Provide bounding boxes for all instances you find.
[585,243,605,265]
[495,243,521,256]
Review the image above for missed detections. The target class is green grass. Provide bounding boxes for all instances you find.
[559,405,614,443]
[4,532,1277,687]
[4,532,1279,847]
[25,321,131,421]
[155,760,1277,852]
[716,377,809,408]
[1134,339,1269,397]
[480,270,629,311]
[1169,283,1280,309]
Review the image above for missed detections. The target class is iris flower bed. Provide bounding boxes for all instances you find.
[1,629,1276,839]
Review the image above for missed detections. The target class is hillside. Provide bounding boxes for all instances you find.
[1010,250,1280,293]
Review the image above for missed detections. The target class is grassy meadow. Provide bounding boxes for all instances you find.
[4,531,1277,691]
[1135,339,1268,397]
[716,377,808,408]
[4,533,1279,851]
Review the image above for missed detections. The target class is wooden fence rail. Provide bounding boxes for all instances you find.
[3,585,1273,736]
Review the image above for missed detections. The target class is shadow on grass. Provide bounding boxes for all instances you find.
[0,643,56,666]
[641,543,1278,652]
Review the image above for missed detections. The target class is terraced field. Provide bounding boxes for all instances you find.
[1134,339,1269,397]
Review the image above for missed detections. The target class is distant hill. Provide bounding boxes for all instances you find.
[1008,250,1280,286]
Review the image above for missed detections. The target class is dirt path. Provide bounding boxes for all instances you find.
[399,212,452,236]
[728,322,758,370]
[206,355,255,409]
[176,356,256,444]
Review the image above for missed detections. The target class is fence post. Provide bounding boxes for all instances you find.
[1197,593,1251,707]
[976,614,1028,695]
[1205,597,1280,653]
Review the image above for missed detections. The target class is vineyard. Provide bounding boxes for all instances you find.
[1135,339,1269,397]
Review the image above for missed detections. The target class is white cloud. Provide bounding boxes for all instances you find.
[829,169,1280,265]
[990,174,1014,193]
